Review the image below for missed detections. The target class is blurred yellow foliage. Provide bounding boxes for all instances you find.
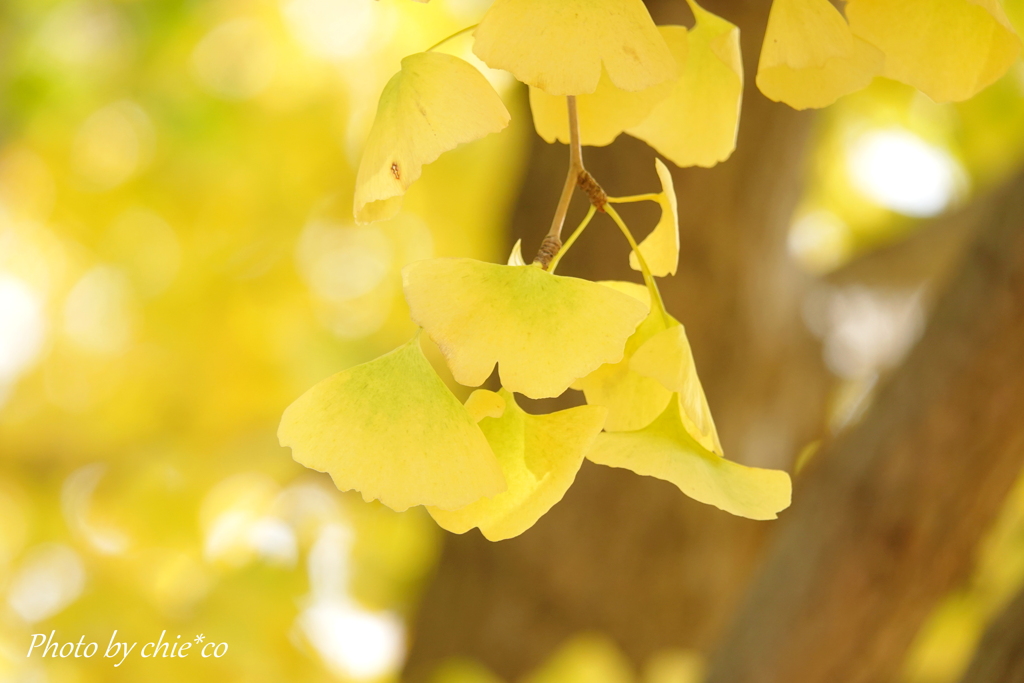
[0,0,527,680]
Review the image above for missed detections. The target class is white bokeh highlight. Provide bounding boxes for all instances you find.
[283,0,375,61]
[61,464,130,556]
[848,129,965,218]
[0,273,46,388]
[63,265,137,355]
[296,523,405,681]
[7,543,86,624]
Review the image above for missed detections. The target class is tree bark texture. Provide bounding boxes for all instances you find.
[404,1,833,680]
[705,170,1024,683]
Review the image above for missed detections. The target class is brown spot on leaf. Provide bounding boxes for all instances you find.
[391,163,400,180]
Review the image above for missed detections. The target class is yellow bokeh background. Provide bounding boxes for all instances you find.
[0,0,527,680]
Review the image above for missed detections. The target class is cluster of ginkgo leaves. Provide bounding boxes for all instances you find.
[279,0,1022,541]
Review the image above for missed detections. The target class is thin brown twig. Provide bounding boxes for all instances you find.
[535,96,607,268]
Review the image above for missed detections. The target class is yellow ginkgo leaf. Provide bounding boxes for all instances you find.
[353,52,510,224]
[465,388,507,421]
[278,336,505,512]
[403,258,648,399]
[472,0,676,96]
[428,390,606,541]
[629,159,680,276]
[574,308,674,432]
[598,279,651,307]
[529,70,675,146]
[587,396,792,520]
[630,323,722,455]
[627,9,743,168]
[846,0,1021,103]
[756,0,884,109]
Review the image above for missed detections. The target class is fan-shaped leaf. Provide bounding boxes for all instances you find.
[354,52,510,224]
[756,0,884,109]
[627,9,742,168]
[846,0,1021,102]
[473,0,676,95]
[403,259,648,399]
[429,390,606,541]
[279,336,505,512]
[587,397,791,520]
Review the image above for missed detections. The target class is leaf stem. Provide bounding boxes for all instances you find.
[605,204,670,323]
[607,193,662,204]
[534,96,585,268]
[548,205,596,274]
[425,24,479,52]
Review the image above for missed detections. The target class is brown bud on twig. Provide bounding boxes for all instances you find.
[533,235,562,269]
[577,170,607,211]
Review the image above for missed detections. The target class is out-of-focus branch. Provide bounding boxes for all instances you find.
[824,196,990,291]
[705,170,1024,683]
[957,584,1024,683]
[403,0,830,679]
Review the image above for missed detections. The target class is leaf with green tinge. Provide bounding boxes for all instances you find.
[429,390,606,541]
[278,336,505,512]
[403,259,648,399]
[587,396,792,520]
[354,52,510,224]
[473,0,676,95]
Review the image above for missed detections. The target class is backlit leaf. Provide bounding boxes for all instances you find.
[574,309,673,432]
[756,0,884,109]
[627,9,743,168]
[529,73,675,146]
[629,159,680,276]
[472,0,676,95]
[354,52,510,224]
[846,0,1021,102]
[465,388,507,421]
[587,397,792,520]
[428,390,606,541]
[403,259,648,399]
[278,335,505,512]
[630,323,722,455]
[598,280,652,307]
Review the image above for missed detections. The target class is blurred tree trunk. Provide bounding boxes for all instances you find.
[958,585,1024,683]
[404,1,833,680]
[703,171,1024,683]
